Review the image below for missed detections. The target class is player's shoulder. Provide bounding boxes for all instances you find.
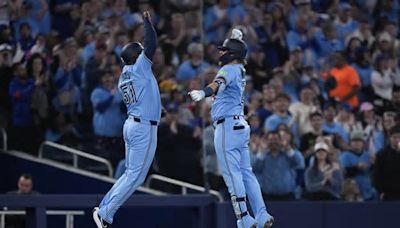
[217,64,240,75]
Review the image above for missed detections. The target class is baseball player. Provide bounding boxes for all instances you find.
[189,29,274,228]
[93,11,161,228]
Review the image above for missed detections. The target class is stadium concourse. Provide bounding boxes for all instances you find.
[0,0,400,227]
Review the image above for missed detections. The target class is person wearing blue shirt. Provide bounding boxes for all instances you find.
[314,22,344,59]
[286,15,317,66]
[176,43,209,81]
[252,131,305,200]
[91,72,125,138]
[204,0,245,44]
[8,62,38,154]
[17,23,35,53]
[12,2,40,41]
[334,3,359,44]
[322,103,349,146]
[352,47,374,102]
[31,0,51,35]
[341,130,376,200]
[264,93,299,144]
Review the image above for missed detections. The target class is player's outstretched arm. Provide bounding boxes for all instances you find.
[188,78,226,102]
[143,11,157,61]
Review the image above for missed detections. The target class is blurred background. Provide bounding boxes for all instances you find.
[1,0,400,227]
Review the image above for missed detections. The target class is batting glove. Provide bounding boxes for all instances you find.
[188,90,205,102]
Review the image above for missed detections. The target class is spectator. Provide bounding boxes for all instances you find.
[256,85,275,124]
[8,173,38,195]
[176,42,209,81]
[351,47,373,102]
[246,45,269,89]
[300,111,324,159]
[204,0,232,44]
[341,130,376,201]
[52,46,82,117]
[325,51,361,108]
[252,131,304,200]
[254,9,288,69]
[354,102,384,154]
[286,15,316,66]
[264,93,296,134]
[304,142,343,200]
[371,55,395,108]
[243,76,261,105]
[27,53,49,134]
[51,0,80,38]
[348,17,374,49]
[334,103,356,134]
[8,62,39,154]
[379,111,398,150]
[201,102,225,192]
[282,47,304,100]
[321,102,349,147]
[6,174,39,228]
[373,124,400,201]
[334,3,358,44]
[384,86,400,113]
[155,102,203,192]
[314,21,344,60]
[342,178,363,202]
[0,43,13,128]
[159,13,187,65]
[90,71,125,165]
[289,85,318,136]
[85,42,108,100]
[17,23,35,54]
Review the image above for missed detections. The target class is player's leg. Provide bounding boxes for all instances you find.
[97,121,157,224]
[214,121,256,228]
[239,127,273,228]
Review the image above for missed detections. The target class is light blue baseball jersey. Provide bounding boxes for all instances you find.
[118,52,161,122]
[211,64,246,122]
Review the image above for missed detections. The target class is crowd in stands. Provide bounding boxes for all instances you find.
[1,0,400,201]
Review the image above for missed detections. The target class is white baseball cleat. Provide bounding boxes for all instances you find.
[92,207,109,228]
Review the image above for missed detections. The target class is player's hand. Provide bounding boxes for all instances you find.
[188,90,205,102]
[143,11,151,20]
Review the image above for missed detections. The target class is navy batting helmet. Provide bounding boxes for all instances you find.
[217,38,247,65]
[121,42,144,65]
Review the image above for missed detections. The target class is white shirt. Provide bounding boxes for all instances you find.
[289,102,318,135]
[371,69,394,100]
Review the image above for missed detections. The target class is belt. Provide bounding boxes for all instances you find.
[132,117,158,126]
[215,115,242,125]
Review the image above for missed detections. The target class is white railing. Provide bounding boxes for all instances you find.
[146,174,224,202]
[39,141,113,177]
[0,128,6,151]
[0,209,84,228]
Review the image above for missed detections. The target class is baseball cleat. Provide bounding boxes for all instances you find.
[237,214,257,228]
[93,207,109,228]
[263,216,274,228]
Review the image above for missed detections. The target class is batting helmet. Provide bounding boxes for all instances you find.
[121,42,144,65]
[217,38,248,65]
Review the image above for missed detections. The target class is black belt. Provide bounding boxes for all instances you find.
[216,115,242,125]
[133,117,157,126]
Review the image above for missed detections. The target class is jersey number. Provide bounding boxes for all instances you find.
[121,83,136,104]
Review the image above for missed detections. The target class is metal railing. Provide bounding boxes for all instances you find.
[146,174,224,202]
[0,209,84,228]
[39,141,114,177]
[0,128,7,151]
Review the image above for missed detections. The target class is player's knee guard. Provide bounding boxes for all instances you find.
[231,195,248,220]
